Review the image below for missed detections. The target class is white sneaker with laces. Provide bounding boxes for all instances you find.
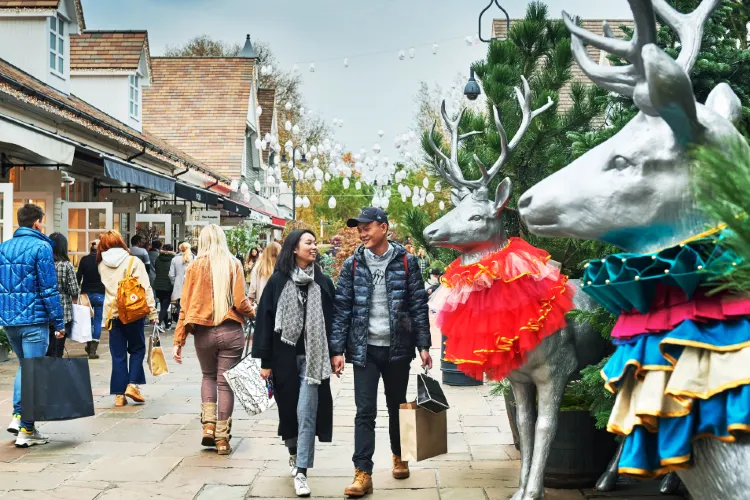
[7,415,20,435]
[288,454,298,477]
[294,473,311,497]
[15,428,49,448]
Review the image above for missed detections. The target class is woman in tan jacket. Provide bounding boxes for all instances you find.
[172,224,253,455]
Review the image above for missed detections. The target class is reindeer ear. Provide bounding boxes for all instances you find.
[642,44,703,146]
[706,83,742,126]
[494,177,512,216]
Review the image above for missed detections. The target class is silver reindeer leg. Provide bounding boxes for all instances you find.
[508,380,536,500]
[523,374,569,500]
[596,440,624,491]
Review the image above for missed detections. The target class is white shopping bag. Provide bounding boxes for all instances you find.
[69,303,93,343]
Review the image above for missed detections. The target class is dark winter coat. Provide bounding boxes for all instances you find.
[0,227,65,330]
[251,268,335,442]
[153,252,175,292]
[76,251,105,295]
[330,241,430,368]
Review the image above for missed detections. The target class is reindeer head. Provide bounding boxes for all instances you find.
[518,0,747,254]
[424,78,553,263]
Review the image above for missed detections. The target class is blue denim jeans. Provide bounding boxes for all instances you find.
[88,293,105,342]
[284,356,319,469]
[108,318,146,395]
[6,324,49,431]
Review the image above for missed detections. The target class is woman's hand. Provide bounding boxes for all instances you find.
[172,345,183,364]
[260,368,272,380]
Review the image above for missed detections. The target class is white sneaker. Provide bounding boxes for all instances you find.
[15,428,49,448]
[288,454,298,477]
[294,473,311,497]
[7,415,20,435]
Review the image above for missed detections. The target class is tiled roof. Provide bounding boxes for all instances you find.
[493,18,635,116]
[70,31,149,72]
[257,88,275,164]
[142,57,254,180]
[0,57,226,183]
[0,0,85,30]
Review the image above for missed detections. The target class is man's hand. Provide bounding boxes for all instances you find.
[420,350,433,370]
[260,368,272,380]
[331,355,345,377]
[54,330,65,339]
[172,345,182,364]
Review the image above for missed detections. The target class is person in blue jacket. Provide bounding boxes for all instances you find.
[0,204,64,448]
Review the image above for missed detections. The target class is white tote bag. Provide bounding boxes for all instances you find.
[69,303,93,343]
[223,321,276,417]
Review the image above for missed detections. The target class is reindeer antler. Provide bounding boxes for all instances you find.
[428,76,554,193]
[563,0,720,114]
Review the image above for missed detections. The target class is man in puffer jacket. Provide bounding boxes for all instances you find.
[331,207,431,497]
[0,204,64,448]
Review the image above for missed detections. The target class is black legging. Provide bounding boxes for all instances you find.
[155,289,173,326]
[47,321,71,358]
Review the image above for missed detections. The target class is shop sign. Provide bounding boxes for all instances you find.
[195,210,221,224]
[160,204,186,224]
[100,192,140,207]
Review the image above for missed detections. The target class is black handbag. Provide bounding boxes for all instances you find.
[417,370,449,414]
[21,356,95,422]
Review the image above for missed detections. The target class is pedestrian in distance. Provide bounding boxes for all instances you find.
[0,203,64,447]
[129,234,151,273]
[331,207,432,498]
[153,243,175,330]
[168,242,194,324]
[244,247,260,291]
[98,230,157,407]
[172,225,253,455]
[77,240,105,359]
[46,232,79,358]
[147,240,161,285]
[248,241,281,309]
[252,229,336,498]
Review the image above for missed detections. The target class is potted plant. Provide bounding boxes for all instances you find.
[0,327,11,362]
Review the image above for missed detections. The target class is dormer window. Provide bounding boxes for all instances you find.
[49,15,65,76]
[129,74,140,119]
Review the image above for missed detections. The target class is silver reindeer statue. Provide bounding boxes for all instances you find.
[519,0,750,498]
[424,79,606,500]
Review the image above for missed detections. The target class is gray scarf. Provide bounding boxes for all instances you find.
[274,265,331,384]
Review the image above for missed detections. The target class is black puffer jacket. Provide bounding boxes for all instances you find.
[331,241,430,367]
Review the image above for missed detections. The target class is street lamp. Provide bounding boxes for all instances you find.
[465,0,510,101]
[464,68,481,101]
[280,149,307,220]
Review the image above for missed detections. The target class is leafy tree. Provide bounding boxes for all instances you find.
[224,222,262,256]
[164,35,241,57]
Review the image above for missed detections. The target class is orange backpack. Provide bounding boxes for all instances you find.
[113,257,151,325]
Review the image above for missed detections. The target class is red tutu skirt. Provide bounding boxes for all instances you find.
[434,238,574,381]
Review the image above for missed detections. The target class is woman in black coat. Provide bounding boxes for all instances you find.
[252,229,335,497]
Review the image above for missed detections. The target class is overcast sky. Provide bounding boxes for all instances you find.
[81,0,633,158]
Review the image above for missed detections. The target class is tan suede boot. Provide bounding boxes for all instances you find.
[215,417,232,455]
[344,468,373,497]
[392,454,410,479]
[201,403,217,447]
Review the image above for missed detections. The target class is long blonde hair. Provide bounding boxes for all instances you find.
[197,225,234,324]
[179,242,192,264]
[256,242,281,282]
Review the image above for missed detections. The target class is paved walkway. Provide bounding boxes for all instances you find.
[0,330,685,500]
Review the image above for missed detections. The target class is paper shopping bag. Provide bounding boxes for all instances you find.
[69,303,93,343]
[399,401,448,462]
[147,326,169,376]
[21,356,95,421]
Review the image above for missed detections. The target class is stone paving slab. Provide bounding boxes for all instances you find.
[0,331,686,500]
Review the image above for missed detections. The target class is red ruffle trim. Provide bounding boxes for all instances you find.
[612,283,750,340]
[437,242,574,381]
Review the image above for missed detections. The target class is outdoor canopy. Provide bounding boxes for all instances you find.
[103,157,175,194]
[0,118,75,166]
[221,198,250,217]
[175,182,219,206]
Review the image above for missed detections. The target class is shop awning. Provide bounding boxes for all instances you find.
[175,182,218,206]
[103,158,175,194]
[0,118,75,165]
[221,198,250,217]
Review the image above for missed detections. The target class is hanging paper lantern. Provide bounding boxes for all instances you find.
[382,197,390,209]
[267,175,275,185]
[439,200,445,210]
[310,145,318,156]
[435,181,442,191]
[373,144,381,154]
[302,196,310,208]
[426,192,435,203]
[280,181,288,191]
[409,130,417,141]
[413,186,419,197]
[253,180,261,192]
[343,58,349,68]
[401,193,407,203]
[295,195,303,207]
[254,138,262,150]
[411,195,420,207]
[423,178,429,189]
[465,35,474,46]
[264,133,272,142]
[315,168,324,180]
[292,124,300,135]
[378,130,385,137]
[328,196,337,209]
[240,182,249,194]
[261,140,268,151]
[314,180,323,192]
[230,180,239,192]
[420,187,427,198]
[285,102,292,111]
[293,64,299,72]
[300,107,306,116]
[243,192,251,203]
[285,121,292,132]
[309,63,315,72]
[343,178,350,189]
[256,106,263,116]
[409,48,415,58]
[274,155,280,165]
[269,194,278,205]
[432,43,438,55]
[305,169,314,180]
[355,181,362,190]
[312,158,320,168]
[324,172,331,182]
[420,197,426,207]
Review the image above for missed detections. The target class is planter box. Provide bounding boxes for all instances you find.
[0,345,9,363]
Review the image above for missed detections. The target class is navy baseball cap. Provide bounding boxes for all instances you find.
[346,207,389,228]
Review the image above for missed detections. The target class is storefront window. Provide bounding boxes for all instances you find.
[65,203,112,266]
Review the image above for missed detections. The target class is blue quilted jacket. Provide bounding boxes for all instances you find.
[331,241,431,367]
[0,227,64,330]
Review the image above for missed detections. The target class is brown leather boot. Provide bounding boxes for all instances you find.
[344,468,373,497]
[201,403,217,447]
[87,341,100,360]
[392,454,410,479]
[124,384,145,403]
[114,395,127,407]
[215,417,232,456]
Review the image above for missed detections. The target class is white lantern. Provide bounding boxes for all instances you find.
[409,130,417,141]
[292,124,300,135]
[435,181,442,191]
[402,133,410,143]
[423,177,430,188]
[324,172,331,182]
[269,194,278,205]
[267,175,275,185]
[312,158,320,168]
[343,58,349,67]
[382,197,390,209]
[280,181,288,191]
[343,178,350,189]
[432,42,438,55]
[310,145,318,156]
[285,121,292,132]
[401,194,407,203]
[309,63,315,72]
[465,35,474,46]
[254,138,262,150]
[314,180,323,192]
[243,192,250,203]
[328,196,337,209]
[355,181,362,190]
[305,169,314,180]
[300,107,306,116]
[439,200,445,210]
[426,192,435,203]
[240,182,249,194]
[420,197,425,207]
[274,155,280,165]
[412,195,420,207]
[261,140,268,151]
[409,48,415,58]
[373,143,381,154]
[398,50,405,60]
[293,64,299,72]
[413,186,419,197]
[420,187,427,198]
[315,168,324,180]
[378,130,385,137]
[253,180,261,192]
[285,102,292,111]
[230,180,239,192]
[264,133,272,143]
[295,196,303,207]
[256,106,263,116]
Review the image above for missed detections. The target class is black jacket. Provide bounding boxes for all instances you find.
[76,251,105,295]
[153,252,175,292]
[330,241,430,367]
[251,268,335,442]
